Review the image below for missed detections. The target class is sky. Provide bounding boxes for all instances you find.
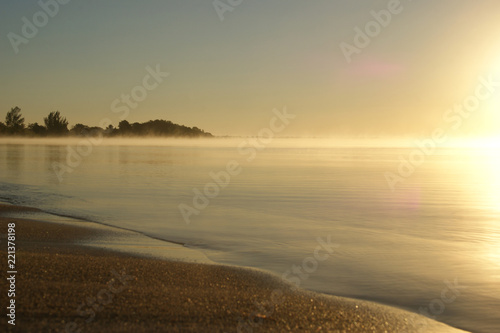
[1,0,500,138]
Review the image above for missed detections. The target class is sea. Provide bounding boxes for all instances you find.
[0,138,499,333]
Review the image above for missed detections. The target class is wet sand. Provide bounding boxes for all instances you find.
[0,204,470,332]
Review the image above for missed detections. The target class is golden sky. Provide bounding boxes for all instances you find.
[1,0,500,138]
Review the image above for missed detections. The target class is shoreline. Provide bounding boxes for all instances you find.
[0,203,470,332]
[0,202,210,264]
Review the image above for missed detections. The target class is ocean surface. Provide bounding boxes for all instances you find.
[1,138,499,333]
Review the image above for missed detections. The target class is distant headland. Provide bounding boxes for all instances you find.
[0,107,213,138]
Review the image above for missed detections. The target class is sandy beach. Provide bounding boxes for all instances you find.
[0,203,470,332]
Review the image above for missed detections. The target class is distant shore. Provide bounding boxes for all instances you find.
[0,203,469,332]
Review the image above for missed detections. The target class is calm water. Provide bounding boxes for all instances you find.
[1,138,499,333]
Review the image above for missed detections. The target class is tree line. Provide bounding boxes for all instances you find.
[0,107,213,138]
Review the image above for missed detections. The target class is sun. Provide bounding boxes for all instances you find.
[480,148,500,212]
[459,143,500,212]
[473,137,500,149]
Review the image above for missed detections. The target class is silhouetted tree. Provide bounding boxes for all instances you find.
[106,124,115,135]
[27,123,47,136]
[0,122,6,135]
[131,122,143,135]
[118,120,132,133]
[44,111,68,135]
[118,120,132,135]
[70,123,91,136]
[5,107,25,134]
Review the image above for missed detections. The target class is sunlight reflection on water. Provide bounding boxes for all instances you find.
[0,138,499,332]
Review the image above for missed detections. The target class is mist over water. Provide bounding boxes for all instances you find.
[1,138,499,333]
